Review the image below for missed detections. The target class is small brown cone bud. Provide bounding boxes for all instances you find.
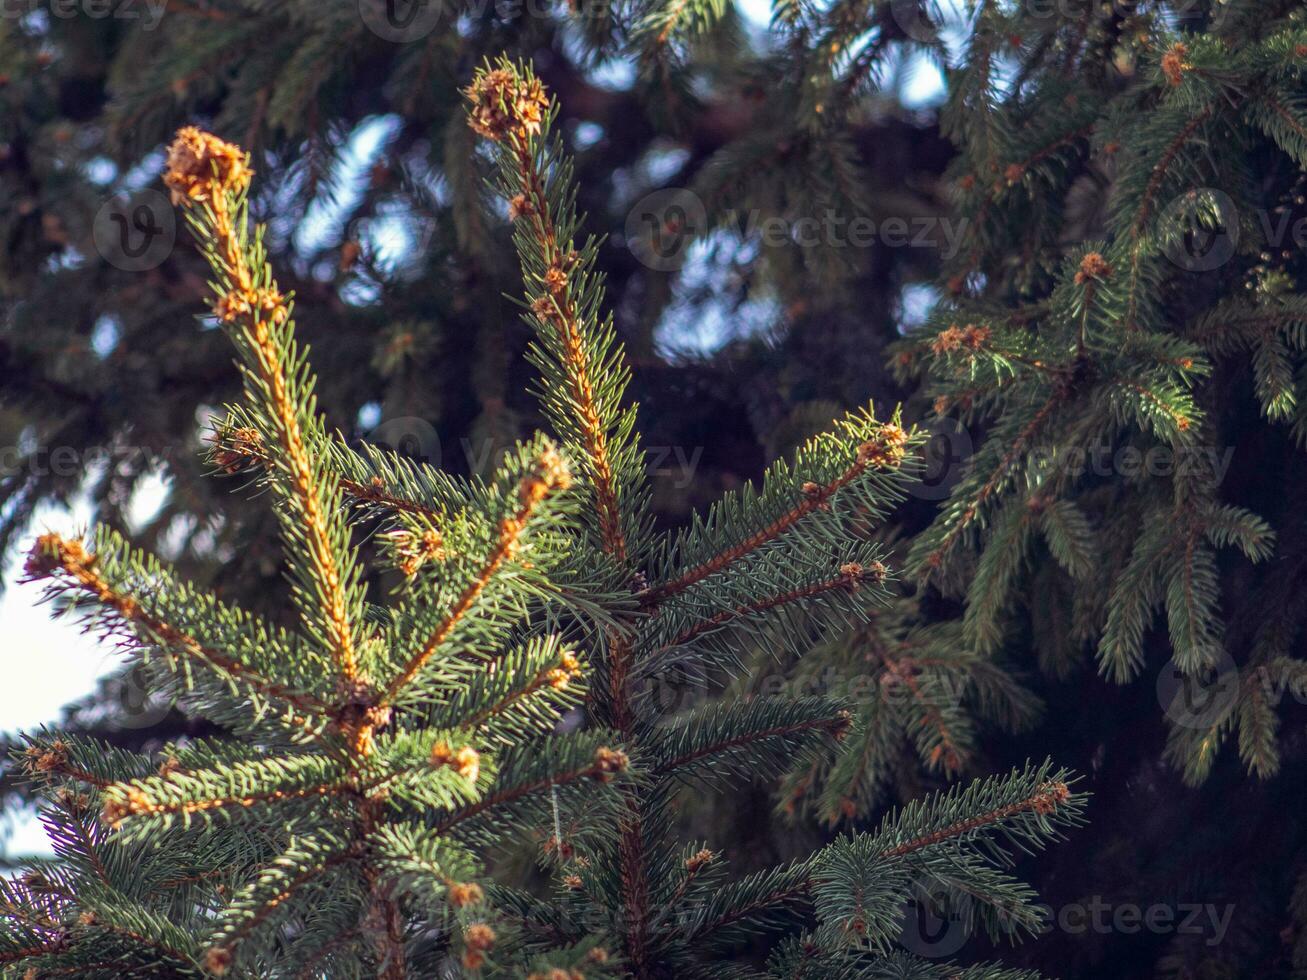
[592,746,629,781]
[857,425,909,469]
[1161,43,1190,86]
[465,922,496,950]
[205,946,233,976]
[465,65,550,142]
[163,127,251,206]
[685,848,714,873]
[1074,251,1112,285]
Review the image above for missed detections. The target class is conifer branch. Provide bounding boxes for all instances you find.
[1,940,67,964]
[695,772,1077,939]
[208,845,359,969]
[640,429,907,606]
[920,392,1061,574]
[466,66,656,973]
[1123,106,1216,330]
[653,714,851,777]
[379,446,571,705]
[340,478,438,519]
[462,649,583,730]
[880,657,964,774]
[294,926,363,980]
[693,879,813,940]
[101,773,357,828]
[431,749,628,835]
[466,64,630,566]
[651,562,883,656]
[877,780,1072,858]
[1264,93,1307,143]
[165,128,363,687]
[209,422,442,522]
[25,533,331,719]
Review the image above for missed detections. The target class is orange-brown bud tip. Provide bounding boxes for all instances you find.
[465,66,549,143]
[1161,43,1190,86]
[204,946,233,976]
[1075,251,1112,284]
[163,127,251,206]
[447,880,485,908]
[857,425,910,469]
[592,746,629,781]
[685,848,715,873]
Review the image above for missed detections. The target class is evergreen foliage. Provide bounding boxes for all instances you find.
[0,64,1083,978]
[0,0,948,789]
[890,0,1307,789]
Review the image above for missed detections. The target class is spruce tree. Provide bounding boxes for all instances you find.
[846,5,1307,972]
[1,62,1083,978]
[0,0,948,797]
[891,1,1307,786]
